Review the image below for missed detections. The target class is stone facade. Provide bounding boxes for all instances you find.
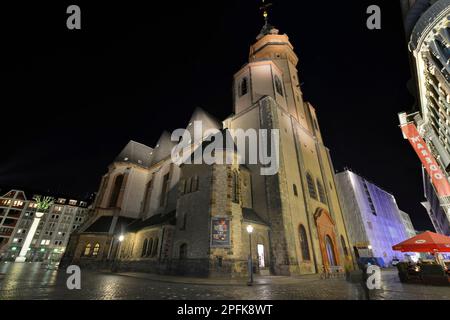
[63,22,353,277]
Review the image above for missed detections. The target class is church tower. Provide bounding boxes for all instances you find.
[226,5,353,275]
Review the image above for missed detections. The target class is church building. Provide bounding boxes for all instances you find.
[62,16,354,277]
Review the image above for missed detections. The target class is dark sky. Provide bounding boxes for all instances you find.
[0,1,432,230]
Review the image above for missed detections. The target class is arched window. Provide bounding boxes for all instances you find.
[179,243,188,260]
[109,174,124,207]
[306,173,317,200]
[239,77,248,97]
[299,225,311,261]
[152,238,159,257]
[341,235,349,257]
[141,239,148,257]
[92,243,100,256]
[147,238,153,257]
[83,243,91,256]
[232,171,240,203]
[274,76,283,96]
[293,184,298,197]
[142,179,153,212]
[317,179,327,204]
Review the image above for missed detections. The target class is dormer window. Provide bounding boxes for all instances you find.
[274,75,283,96]
[239,77,248,97]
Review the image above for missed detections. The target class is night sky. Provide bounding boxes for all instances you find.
[1,1,432,230]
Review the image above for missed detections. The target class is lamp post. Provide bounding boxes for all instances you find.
[246,224,254,286]
[112,234,124,272]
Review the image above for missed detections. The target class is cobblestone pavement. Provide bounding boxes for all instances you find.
[0,263,448,300]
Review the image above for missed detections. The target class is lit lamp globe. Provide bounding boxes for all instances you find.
[118,235,125,242]
[246,225,254,234]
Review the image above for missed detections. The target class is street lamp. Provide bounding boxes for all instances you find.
[246,225,254,286]
[118,235,124,242]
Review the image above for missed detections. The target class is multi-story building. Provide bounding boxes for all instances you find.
[399,0,450,236]
[421,168,450,234]
[0,189,91,263]
[335,170,411,266]
[398,210,417,238]
[62,13,354,277]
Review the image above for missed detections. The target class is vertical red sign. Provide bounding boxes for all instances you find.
[401,123,450,197]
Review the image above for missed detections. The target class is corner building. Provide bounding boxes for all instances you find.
[62,22,353,277]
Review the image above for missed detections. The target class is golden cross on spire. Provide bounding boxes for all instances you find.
[260,0,273,26]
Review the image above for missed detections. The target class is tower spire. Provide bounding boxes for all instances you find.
[257,0,278,40]
[260,0,272,26]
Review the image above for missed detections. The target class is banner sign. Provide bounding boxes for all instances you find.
[401,123,450,197]
[211,218,230,247]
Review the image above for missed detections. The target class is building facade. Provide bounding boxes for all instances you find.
[62,20,354,277]
[335,170,411,266]
[0,189,91,263]
[398,209,417,238]
[399,0,450,235]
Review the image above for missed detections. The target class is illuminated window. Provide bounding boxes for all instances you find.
[92,243,100,256]
[141,239,148,257]
[69,200,77,206]
[146,238,153,257]
[83,243,91,256]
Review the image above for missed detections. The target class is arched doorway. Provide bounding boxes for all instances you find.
[325,235,337,266]
[314,208,340,268]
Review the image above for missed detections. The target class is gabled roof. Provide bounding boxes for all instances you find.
[185,107,222,144]
[83,216,136,234]
[115,140,154,168]
[150,131,178,165]
[126,210,176,232]
[242,208,268,226]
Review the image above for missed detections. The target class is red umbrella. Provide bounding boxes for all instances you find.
[392,231,450,253]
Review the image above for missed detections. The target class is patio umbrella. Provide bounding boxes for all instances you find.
[392,231,450,253]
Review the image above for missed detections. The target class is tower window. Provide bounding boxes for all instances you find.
[239,77,248,97]
[306,173,317,200]
[317,179,327,204]
[299,225,311,261]
[341,235,349,257]
[274,76,283,96]
[160,173,170,207]
[109,174,124,208]
[232,171,240,203]
[293,184,298,197]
